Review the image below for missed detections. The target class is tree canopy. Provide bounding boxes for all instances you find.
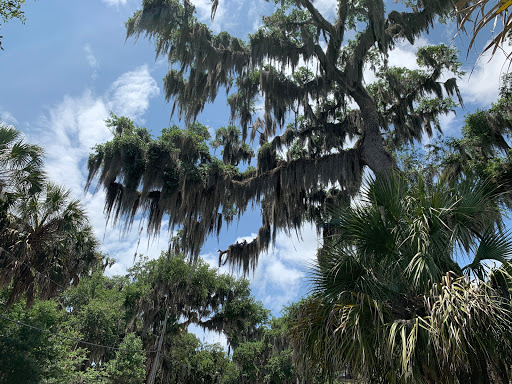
[87,0,465,272]
[0,252,300,384]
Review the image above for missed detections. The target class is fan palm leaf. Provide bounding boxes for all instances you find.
[291,173,512,383]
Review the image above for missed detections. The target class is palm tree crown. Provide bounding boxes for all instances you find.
[0,125,100,306]
[291,174,512,383]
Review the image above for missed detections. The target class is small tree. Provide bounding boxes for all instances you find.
[106,333,146,384]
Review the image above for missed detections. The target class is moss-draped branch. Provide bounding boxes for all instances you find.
[87,0,463,270]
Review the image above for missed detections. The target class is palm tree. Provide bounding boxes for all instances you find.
[0,125,100,306]
[0,124,44,196]
[290,174,512,383]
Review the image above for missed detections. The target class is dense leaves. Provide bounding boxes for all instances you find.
[0,293,90,384]
[0,253,279,383]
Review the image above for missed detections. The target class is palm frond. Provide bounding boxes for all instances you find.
[291,174,512,382]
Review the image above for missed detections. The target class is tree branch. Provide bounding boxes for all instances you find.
[298,0,334,35]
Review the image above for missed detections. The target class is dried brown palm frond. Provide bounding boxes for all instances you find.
[456,0,512,62]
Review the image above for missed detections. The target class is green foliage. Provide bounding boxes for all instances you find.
[0,126,100,307]
[232,340,267,383]
[1,251,274,383]
[87,116,251,250]
[1,182,100,306]
[368,45,463,150]
[65,272,127,363]
[430,74,512,210]
[0,292,89,384]
[161,332,239,384]
[123,253,269,351]
[211,125,254,166]
[0,124,44,194]
[0,0,25,21]
[105,333,146,384]
[291,173,512,383]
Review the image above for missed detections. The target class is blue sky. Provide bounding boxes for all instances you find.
[1,0,510,344]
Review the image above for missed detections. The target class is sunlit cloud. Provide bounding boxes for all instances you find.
[26,66,161,273]
[459,40,512,106]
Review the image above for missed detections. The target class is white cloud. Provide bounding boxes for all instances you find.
[364,37,430,85]
[248,0,269,31]
[107,65,160,120]
[200,223,319,314]
[188,0,235,33]
[266,259,304,288]
[25,66,160,273]
[388,37,429,69]
[100,217,169,276]
[0,109,18,126]
[250,224,318,311]
[313,0,338,21]
[275,224,319,265]
[438,112,459,137]
[32,91,108,196]
[235,233,258,244]
[189,0,216,21]
[188,324,229,350]
[101,0,128,7]
[84,44,100,79]
[459,41,512,106]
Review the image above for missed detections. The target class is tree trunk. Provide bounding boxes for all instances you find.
[350,84,396,176]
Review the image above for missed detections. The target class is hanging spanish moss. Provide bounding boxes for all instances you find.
[87,0,464,271]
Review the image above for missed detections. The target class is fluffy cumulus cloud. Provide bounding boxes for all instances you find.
[363,37,430,85]
[27,66,160,274]
[459,42,512,106]
[107,66,160,120]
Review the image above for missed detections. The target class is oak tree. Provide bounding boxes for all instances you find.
[87,0,463,271]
